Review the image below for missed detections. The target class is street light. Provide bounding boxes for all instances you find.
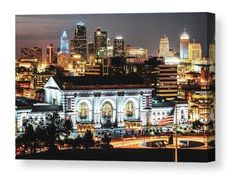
[203,125,208,148]
[174,105,178,162]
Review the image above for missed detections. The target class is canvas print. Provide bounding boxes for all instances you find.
[15,13,215,162]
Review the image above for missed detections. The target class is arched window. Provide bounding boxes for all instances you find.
[102,102,113,118]
[78,102,89,119]
[125,101,135,117]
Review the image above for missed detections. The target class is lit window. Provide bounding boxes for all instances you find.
[102,102,112,118]
[125,101,135,117]
[78,102,89,119]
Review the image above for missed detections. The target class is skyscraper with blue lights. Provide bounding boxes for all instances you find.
[180,28,189,59]
[60,30,69,54]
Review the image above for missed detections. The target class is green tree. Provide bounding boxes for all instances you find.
[83,130,95,149]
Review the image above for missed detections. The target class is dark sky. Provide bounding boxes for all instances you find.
[15,13,215,59]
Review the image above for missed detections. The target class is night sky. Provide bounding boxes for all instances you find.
[15,13,215,59]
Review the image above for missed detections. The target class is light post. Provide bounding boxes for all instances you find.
[175,123,178,162]
[121,133,123,148]
[174,105,178,162]
[203,125,208,148]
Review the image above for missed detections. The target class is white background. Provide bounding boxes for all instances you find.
[0,0,233,182]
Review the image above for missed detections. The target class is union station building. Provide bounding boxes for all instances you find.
[16,75,189,133]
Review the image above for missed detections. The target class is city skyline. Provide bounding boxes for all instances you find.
[15,13,215,162]
[16,13,214,59]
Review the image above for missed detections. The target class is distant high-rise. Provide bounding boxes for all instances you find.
[72,22,87,60]
[180,28,190,59]
[46,44,55,64]
[60,30,69,54]
[107,38,113,58]
[88,42,95,56]
[21,47,42,61]
[113,36,124,57]
[94,28,107,58]
[156,63,178,100]
[88,41,95,62]
[158,34,170,58]
[209,42,215,63]
[188,43,202,61]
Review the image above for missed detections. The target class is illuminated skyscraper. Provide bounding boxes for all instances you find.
[60,30,69,54]
[158,34,170,58]
[156,64,178,100]
[180,28,190,59]
[94,28,107,58]
[72,22,87,60]
[188,43,202,61]
[46,44,55,64]
[113,36,124,57]
[107,38,113,57]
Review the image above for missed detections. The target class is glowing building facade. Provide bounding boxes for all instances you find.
[125,46,148,63]
[188,43,202,61]
[209,42,215,63]
[155,64,178,100]
[107,38,113,58]
[44,75,153,128]
[114,36,124,57]
[125,46,148,58]
[180,29,190,59]
[158,34,170,58]
[60,30,69,54]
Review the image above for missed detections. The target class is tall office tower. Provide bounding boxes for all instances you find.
[94,28,107,58]
[72,22,87,60]
[158,34,170,58]
[156,63,178,100]
[180,28,190,59]
[107,38,113,58]
[113,36,124,57]
[188,43,202,61]
[46,44,56,64]
[21,47,42,61]
[88,41,95,63]
[60,30,69,54]
[209,42,215,63]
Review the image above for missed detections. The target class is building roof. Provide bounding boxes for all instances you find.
[152,96,174,108]
[180,29,190,40]
[152,96,188,108]
[16,97,62,112]
[31,105,63,112]
[52,74,152,90]
[16,97,43,108]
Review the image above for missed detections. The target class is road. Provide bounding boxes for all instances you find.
[110,135,215,149]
